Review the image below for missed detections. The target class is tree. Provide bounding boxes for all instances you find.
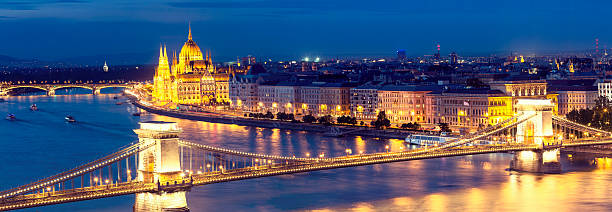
[401,123,412,129]
[318,115,334,125]
[303,115,317,123]
[372,111,391,129]
[438,123,451,133]
[265,111,274,119]
[276,112,295,121]
[401,122,421,130]
[337,115,357,125]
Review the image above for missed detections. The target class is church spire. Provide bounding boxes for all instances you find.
[159,44,163,58]
[172,51,177,65]
[163,44,167,58]
[188,22,192,41]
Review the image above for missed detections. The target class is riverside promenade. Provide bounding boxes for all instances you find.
[129,98,415,140]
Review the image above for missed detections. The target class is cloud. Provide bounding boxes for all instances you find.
[0,0,88,11]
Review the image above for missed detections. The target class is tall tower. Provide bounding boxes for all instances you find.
[596,38,600,54]
[154,44,171,102]
[103,61,109,72]
[434,43,441,59]
[133,121,188,212]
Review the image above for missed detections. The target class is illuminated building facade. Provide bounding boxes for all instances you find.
[377,85,429,124]
[432,89,513,129]
[153,25,228,106]
[489,79,558,114]
[229,74,260,112]
[257,83,297,114]
[350,83,381,121]
[298,83,352,116]
[556,90,597,115]
[598,80,612,101]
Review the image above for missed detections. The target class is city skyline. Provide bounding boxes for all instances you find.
[0,0,610,63]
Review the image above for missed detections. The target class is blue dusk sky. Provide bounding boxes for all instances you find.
[0,0,610,63]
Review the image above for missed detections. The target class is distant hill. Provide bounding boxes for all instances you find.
[0,52,157,68]
[58,52,157,66]
[0,54,45,67]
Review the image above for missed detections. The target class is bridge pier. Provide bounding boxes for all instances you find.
[510,149,562,173]
[93,88,101,95]
[133,121,189,212]
[47,89,55,96]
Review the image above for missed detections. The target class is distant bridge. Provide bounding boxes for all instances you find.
[0,83,136,96]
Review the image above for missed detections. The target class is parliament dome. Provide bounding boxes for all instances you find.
[179,25,203,64]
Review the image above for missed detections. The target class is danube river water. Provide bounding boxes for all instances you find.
[2,92,612,211]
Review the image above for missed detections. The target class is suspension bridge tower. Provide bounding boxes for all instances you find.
[511,99,561,173]
[133,121,189,212]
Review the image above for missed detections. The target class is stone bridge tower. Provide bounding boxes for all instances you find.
[515,99,554,145]
[133,121,188,212]
[512,99,560,173]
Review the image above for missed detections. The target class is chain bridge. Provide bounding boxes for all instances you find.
[0,83,136,96]
[1,99,611,211]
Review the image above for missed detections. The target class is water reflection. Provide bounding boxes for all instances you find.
[3,95,612,211]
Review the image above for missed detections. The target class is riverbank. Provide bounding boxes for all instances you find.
[129,98,414,139]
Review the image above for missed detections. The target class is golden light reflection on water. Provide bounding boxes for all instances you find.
[424,194,446,212]
[388,139,405,152]
[136,112,612,212]
[595,157,612,170]
[354,136,366,154]
[311,167,612,212]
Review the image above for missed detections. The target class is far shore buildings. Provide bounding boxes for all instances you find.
[153,25,230,106]
[227,75,602,131]
[149,35,605,131]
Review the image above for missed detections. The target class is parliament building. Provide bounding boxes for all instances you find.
[153,25,229,106]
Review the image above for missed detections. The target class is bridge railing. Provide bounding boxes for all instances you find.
[552,116,612,136]
[178,140,335,162]
[0,141,150,200]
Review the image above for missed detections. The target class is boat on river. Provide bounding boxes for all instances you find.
[65,115,76,123]
[30,104,38,111]
[6,114,16,121]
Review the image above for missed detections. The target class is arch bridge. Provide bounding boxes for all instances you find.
[0,99,611,211]
[0,83,136,96]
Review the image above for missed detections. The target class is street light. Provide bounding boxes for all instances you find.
[345,149,352,155]
[385,145,390,152]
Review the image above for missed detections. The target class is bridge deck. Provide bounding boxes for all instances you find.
[3,139,612,211]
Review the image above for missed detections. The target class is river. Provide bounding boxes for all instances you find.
[1,92,612,211]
